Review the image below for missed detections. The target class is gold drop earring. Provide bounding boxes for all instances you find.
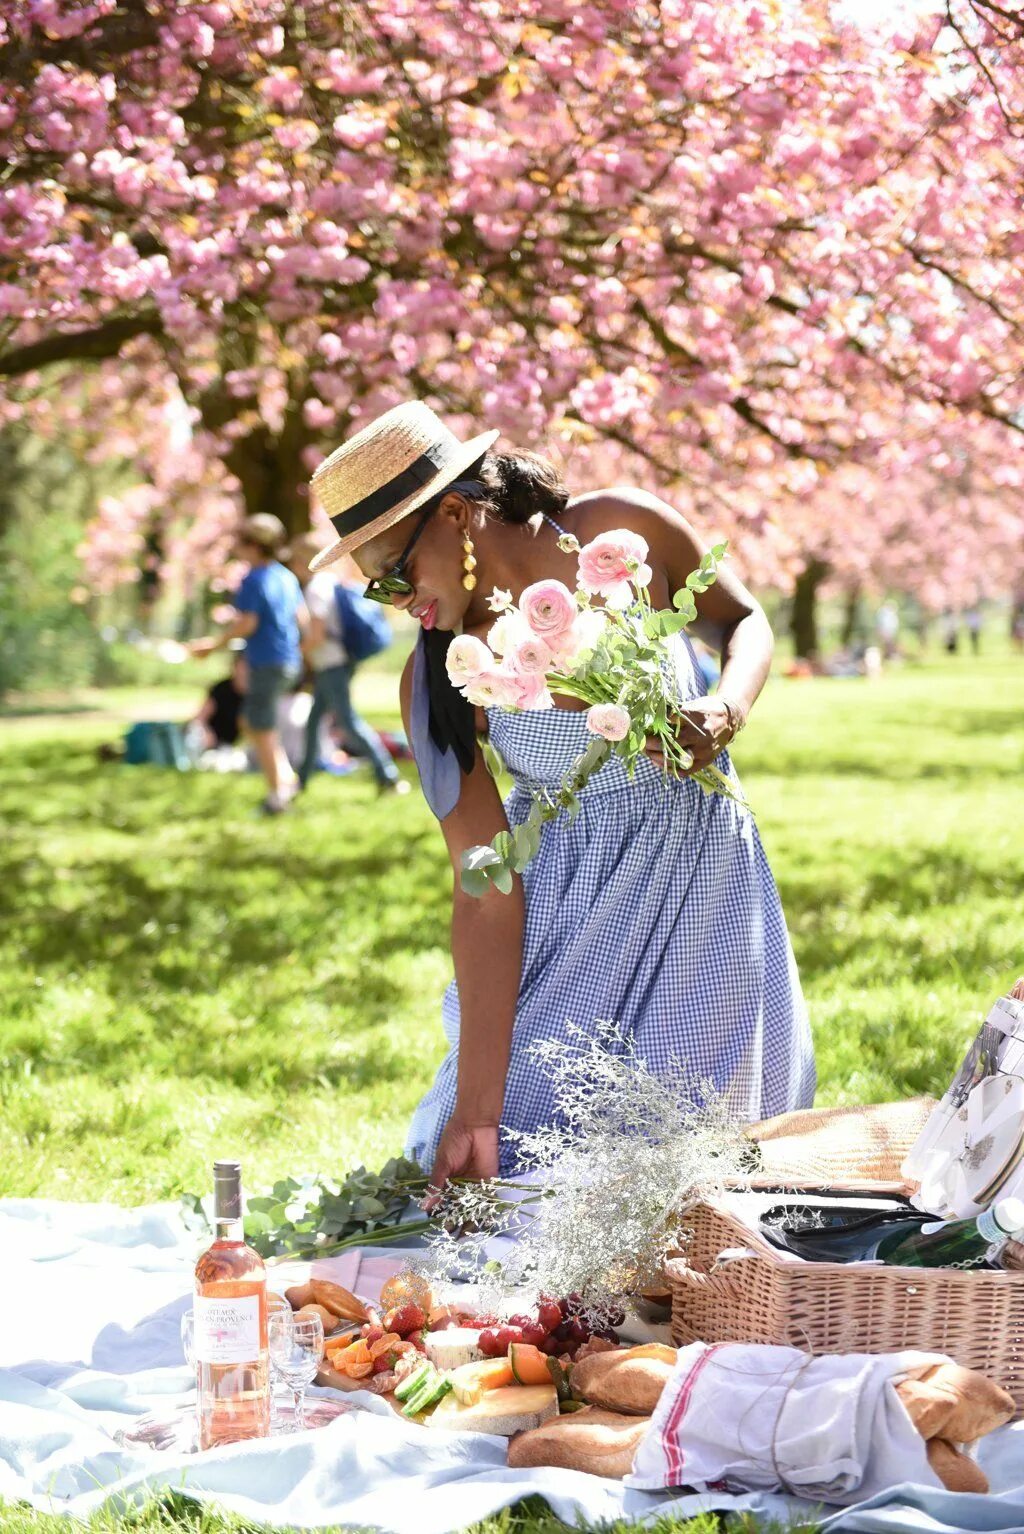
[462,534,477,591]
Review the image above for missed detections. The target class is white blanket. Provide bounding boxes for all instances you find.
[3,1197,1024,1534]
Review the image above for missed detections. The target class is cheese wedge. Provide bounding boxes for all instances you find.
[423,1327,484,1370]
[428,1383,559,1437]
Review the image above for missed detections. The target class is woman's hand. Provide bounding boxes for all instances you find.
[423,1118,500,1208]
[645,696,744,774]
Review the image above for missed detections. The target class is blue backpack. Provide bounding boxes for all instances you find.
[333,582,393,664]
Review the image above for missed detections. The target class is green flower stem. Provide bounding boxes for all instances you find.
[265,1215,434,1265]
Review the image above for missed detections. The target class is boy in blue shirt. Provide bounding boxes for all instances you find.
[191,514,307,813]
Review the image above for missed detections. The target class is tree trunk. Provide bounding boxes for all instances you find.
[226,407,313,540]
[840,583,862,648]
[791,559,828,658]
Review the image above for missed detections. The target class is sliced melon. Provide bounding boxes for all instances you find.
[508,1343,552,1387]
[423,1327,484,1370]
[428,1383,559,1437]
[450,1357,515,1405]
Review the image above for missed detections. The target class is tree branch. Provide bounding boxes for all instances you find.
[0,310,163,376]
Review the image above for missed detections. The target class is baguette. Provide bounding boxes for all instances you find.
[897,1362,1014,1444]
[569,1345,675,1415]
[926,1437,989,1494]
[508,1407,650,1479]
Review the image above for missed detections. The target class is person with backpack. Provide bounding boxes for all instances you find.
[288,532,408,795]
[191,513,307,814]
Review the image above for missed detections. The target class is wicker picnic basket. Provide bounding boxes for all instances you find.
[666,1100,1024,1416]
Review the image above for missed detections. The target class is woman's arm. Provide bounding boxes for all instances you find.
[399,656,524,1188]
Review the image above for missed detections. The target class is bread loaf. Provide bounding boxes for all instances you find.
[310,1278,369,1323]
[569,1345,675,1415]
[293,1303,339,1333]
[508,1407,650,1478]
[897,1361,1014,1444]
[926,1437,990,1494]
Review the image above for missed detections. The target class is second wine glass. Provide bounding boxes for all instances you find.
[268,1311,323,1432]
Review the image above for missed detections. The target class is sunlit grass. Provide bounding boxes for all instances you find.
[1,648,1021,1533]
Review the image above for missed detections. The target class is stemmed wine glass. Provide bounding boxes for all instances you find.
[268,1311,324,1432]
[266,1292,293,1431]
[180,1308,198,1450]
[180,1309,195,1371]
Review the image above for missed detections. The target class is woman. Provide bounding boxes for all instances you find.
[309,402,815,1185]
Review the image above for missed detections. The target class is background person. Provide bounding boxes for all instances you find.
[191,513,306,814]
[185,651,247,755]
[288,532,407,795]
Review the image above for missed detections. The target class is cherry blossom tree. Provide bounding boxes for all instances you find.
[1,0,1022,639]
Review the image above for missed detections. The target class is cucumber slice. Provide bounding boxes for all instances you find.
[402,1366,441,1416]
[394,1361,431,1404]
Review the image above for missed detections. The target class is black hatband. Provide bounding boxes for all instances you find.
[329,444,457,538]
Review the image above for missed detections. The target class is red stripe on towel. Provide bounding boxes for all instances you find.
[661,1344,723,1488]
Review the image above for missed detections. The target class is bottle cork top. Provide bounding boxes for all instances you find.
[213,1160,242,1220]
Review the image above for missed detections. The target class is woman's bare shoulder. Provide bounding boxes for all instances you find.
[566,486,697,544]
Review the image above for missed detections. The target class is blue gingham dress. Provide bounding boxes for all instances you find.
[407,632,816,1177]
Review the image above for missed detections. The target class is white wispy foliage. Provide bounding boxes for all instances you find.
[423,1022,747,1320]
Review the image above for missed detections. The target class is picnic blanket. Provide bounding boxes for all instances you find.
[3,1197,1024,1534]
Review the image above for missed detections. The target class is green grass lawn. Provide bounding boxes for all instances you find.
[1,649,1022,1534]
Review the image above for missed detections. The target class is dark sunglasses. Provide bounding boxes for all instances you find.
[363,505,437,604]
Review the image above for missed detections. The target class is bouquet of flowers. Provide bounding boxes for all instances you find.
[446,529,740,897]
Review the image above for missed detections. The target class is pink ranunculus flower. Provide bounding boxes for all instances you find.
[586,703,631,742]
[508,670,554,710]
[509,634,554,676]
[549,608,607,670]
[462,668,524,709]
[519,579,577,640]
[487,609,529,656]
[446,634,492,687]
[577,530,653,608]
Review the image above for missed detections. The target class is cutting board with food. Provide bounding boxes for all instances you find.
[283,1272,664,1437]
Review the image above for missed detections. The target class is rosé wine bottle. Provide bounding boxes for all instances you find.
[194,1159,270,1449]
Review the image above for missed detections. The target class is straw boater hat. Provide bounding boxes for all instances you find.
[309,401,499,572]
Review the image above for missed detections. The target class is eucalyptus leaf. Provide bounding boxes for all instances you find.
[462,843,504,873]
[491,863,515,895]
[461,865,492,898]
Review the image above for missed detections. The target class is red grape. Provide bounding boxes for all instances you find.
[567,1318,589,1344]
[539,1335,561,1356]
[536,1299,562,1332]
[520,1322,547,1347]
[495,1326,515,1352]
[478,1329,499,1358]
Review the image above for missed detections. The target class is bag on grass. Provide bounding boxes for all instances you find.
[334,583,393,663]
[123,721,190,769]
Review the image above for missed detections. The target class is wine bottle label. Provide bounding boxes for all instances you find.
[194,1294,262,1364]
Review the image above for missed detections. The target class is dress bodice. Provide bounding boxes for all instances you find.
[486,632,713,797]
